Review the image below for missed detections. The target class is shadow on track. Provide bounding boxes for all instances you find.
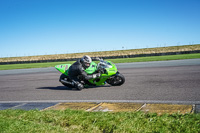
[36,86,76,91]
[36,85,111,91]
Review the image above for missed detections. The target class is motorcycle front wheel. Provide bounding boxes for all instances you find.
[106,73,125,86]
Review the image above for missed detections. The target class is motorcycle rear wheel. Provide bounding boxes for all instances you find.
[59,74,73,88]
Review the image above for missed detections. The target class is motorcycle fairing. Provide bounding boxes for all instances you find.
[55,64,71,75]
[88,61,118,86]
[85,62,97,74]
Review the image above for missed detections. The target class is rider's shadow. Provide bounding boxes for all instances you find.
[36,85,111,91]
[36,86,76,91]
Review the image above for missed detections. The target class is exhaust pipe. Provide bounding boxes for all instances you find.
[60,79,74,86]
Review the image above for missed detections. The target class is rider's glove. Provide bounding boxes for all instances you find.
[96,73,101,78]
[92,73,101,78]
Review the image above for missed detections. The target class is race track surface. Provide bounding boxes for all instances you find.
[0,59,200,104]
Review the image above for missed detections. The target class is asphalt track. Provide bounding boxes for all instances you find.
[0,59,200,112]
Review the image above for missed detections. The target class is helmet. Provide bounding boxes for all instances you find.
[80,55,92,69]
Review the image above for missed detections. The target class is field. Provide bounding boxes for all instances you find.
[1,44,200,63]
[0,53,200,70]
[0,109,199,133]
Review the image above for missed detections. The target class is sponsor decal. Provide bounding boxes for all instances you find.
[65,65,69,71]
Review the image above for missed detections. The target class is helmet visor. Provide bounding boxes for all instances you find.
[85,63,90,67]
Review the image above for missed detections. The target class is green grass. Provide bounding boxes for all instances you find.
[0,61,75,70]
[1,44,200,63]
[0,109,199,133]
[109,53,200,63]
[0,53,200,70]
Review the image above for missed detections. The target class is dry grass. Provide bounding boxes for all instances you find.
[1,44,200,63]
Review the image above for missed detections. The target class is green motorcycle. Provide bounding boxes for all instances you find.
[55,58,125,89]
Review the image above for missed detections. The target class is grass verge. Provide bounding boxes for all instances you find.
[0,109,199,133]
[1,44,200,63]
[0,53,200,70]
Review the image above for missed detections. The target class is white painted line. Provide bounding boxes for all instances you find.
[10,103,27,109]
[136,103,146,111]
[0,100,200,104]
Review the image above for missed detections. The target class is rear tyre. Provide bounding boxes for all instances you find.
[106,73,125,86]
[59,74,73,88]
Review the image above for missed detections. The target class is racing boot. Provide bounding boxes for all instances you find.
[72,80,84,91]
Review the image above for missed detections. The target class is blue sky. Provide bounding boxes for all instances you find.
[0,0,200,57]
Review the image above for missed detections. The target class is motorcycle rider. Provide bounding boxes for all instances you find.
[68,55,100,90]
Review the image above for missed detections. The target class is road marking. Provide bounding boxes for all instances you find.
[136,103,146,111]
[0,101,197,114]
[42,102,193,114]
[10,103,27,109]
[0,100,200,104]
[86,103,104,111]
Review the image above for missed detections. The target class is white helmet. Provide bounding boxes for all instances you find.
[80,55,92,69]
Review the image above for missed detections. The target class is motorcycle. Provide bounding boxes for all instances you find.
[55,58,125,90]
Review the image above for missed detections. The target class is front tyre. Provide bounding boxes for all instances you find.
[106,72,125,86]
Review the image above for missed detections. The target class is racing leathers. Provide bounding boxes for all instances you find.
[68,59,100,90]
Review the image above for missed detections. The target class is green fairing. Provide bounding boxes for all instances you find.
[55,64,71,75]
[55,60,118,86]
[84,62,97,74]
[55,62,97,75]
[91,61,117,85]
